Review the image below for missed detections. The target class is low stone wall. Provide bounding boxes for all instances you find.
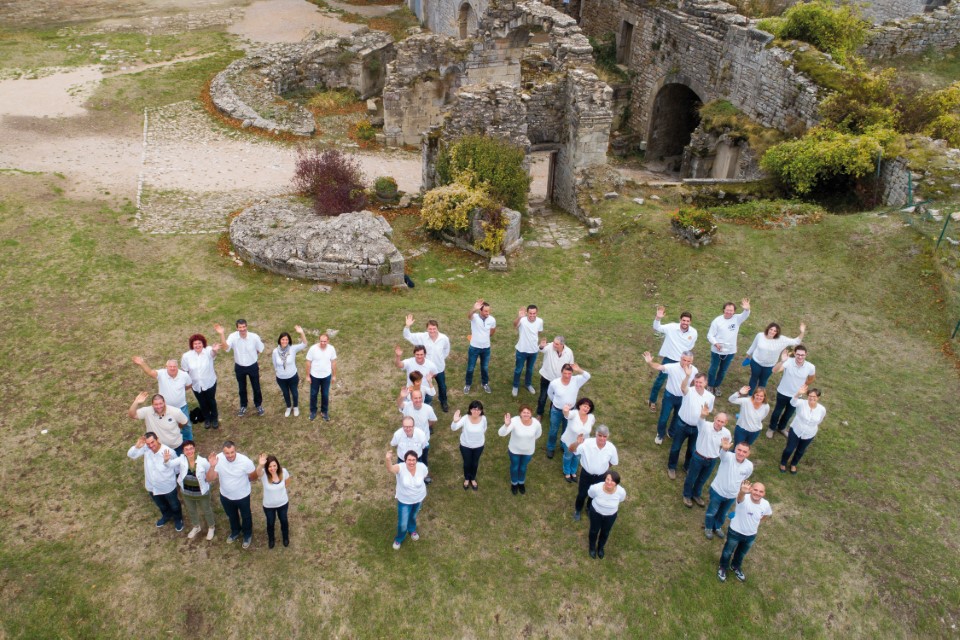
[210,29,395,137]
[880,157,912,207]
[859,4,960,59]
[230,198,406,286]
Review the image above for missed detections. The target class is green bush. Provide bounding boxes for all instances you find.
[818,66,899,134]
[435,135,531,213]
[711,200,825,227]
[761,1,868,63]
[420,181,506,253]
[671,207,717,235]
[698,100,787,155]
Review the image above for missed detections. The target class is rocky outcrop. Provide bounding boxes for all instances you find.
[230,198,406,286]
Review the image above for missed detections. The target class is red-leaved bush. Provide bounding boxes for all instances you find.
[292,147,368,216]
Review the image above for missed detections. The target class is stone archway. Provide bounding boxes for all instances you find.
[646,82,703,169]
[458,2,477,39]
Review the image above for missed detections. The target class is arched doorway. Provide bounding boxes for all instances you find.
[458,2,476,39]
[646,83,702,170]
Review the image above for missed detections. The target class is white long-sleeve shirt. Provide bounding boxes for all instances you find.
[707,310,750,354]
[451,415,488,448]
[746,333,802,367]
[403,328,451,373]
[727,393,770,432]
[653,319,698,360]
[547,371,591,410]
[498,417,542,455]
[128,444,178,495]
[789,397,826,439]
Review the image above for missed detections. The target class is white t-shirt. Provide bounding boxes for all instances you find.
[539,344,575,381]
[707,310,750,354]
[395,462,428,505]
[391,427,428,460]
[746,333,802,367]
[789,397,826,439]
[136,406,187,449]
[272,342,307,379]
[306,344,337,378]
[226,331,264,366]
[469,313,497,349]
[678,387,715,426]
[215,452,255,500]
[498,417,542,455]
[403,328,450,373]
[710,450,754,499]
[587,483,627,516]
[577,438,619,475]
[157,369,192,408]
[547,371,591,410]
[127,444,178,495]
[400,400,437,445]
[401,357,438,396]
[728,394,770,432]
[694,420,732,458]
[731,496,772,536]
[452,415,488,448]
[181,347,217,392]
[515,316,544,353]
[776,358,816,397]
[560,411,595,448]
[261,468,291,508]
[662,362,698,397]
[653,319,698,360]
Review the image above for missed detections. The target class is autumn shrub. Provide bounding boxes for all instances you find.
[759,1,867,63]
[420,181,506,253]
[292,147,368,215]
[435,135,530,213]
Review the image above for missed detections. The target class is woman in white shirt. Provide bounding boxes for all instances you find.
[272,326,308,418]
[257,453,292,548]
[498,405,542,495]
[728,386,770,446]
[385,450,428,550]
[165,440,216,540]
[560,398,596,483]
[586,471,626,559]
[451,400,488,491]
[745,322,806,393]
[779,385,826,474]
[181,333,221,429]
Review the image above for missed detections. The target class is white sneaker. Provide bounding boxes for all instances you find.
[392,541,401,550]
[293,407,300,417]
[410,532,420,541]
[187,526,202,539]
[766,429,774,439]
[284,408,292,417]
[206,527,215,541]
[512,387,519,397]
[654,436,663,445]
[526,385,536,394]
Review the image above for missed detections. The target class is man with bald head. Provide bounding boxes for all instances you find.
[717,480,772,583]
[132,355,194,439]
[682,407,731,508]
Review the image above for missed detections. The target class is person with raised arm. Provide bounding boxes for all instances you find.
[767,344,816,438]
[667,370,714,480]
[403,314,451,412]
[706,298,751,395]
[681,405,731,509]
[128,391,188,456]
[127,432,182,532]
[205,440,257,549]
[779,385,826,474]
[132,356,194,441]
[744,322,806,393]
[535,336,574,421]
[648,306,698,411]
[512,305,543,398]
[451,400,488,490]
[717,480,772,583]
[257,453,292,548]
[180,332,221,429]
[559,398,596,483]
[643,350,697,446]
[395,344,439,404]
[703,441,753,541]
[271,325,308,418]
[385,449,428,550]
[728,386,770,446]
[586,471,626,559]
[464,299,496,394]
[545,363,591,459]
[215,319,265,418]
[165,440,216,540]
[498,406,542,495]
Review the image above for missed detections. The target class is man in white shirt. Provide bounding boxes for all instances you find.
[127,432,183,531]
[768,345,816,437]
[682,408,731,508]
[569,426,618,520]
[128,391,188,455]
[464,299,496,394]
[512,305,543,398]
[667,371,714,479]
[394,345,439,404]
[206,440,258,548]
[390,416,428,463]
[403,314,451,412]
[398,388,437,482]
[643,350,696,445]
[706,298,750,395]
[132,356,194,441]
[649,306,698,410]
[704,442,753,540]
[215,320,265,418]
[306,333,337,421]
[535,336,574,421]
[718,481,772,583]
[546,363,591,458]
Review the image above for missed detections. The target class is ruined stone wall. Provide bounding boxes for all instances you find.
[859,0,929,23]
[524,76,566,144]
[880,157,912,207]
[859,3,960,58]
[416,0,490,36]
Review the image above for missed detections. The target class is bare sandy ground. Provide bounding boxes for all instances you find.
[227,0,359,42]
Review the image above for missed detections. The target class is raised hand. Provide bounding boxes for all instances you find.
[571,363,582,373]
[405,314,415,328]
[563,404,572,413]
[720,437,732,450]
[132,355,144,366]
[259,453,267,466]
[576,433,585,445]
[780,349,790,363]
[163,449,171,463]
[739,385,750,396]
[539,338,547,349]
[394,345,404,357]
[473,299,484,311]
[135,390,150,404]
[741,480,752,493]
[213,322,225,334]
[503,413,512,426]
[399,386,410,400]
[642,351,653,363]
[798,384,808,396]
[701,403,712,418]
[452,410,462,422]
[799,322,807,334]
[294,324,304,334]
[741,298,750,310]
[136,435,146,448]
[207,453,218,467]
[518,307,525,318]
[681,361,692,376]
[385,451,394,463]
[655,305,666,319]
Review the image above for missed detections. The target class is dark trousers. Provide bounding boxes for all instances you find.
[192,384,218,425]
[587,504,618,552]
[668,419,697,470]
[309,374,331,415]
[575,470,605,513]
[434,371,448,407]
[683,452,717,499]
[275,374,300,408]
[460,444,484,481]
[770,392,796,432]
[649,356,677,404]
[235,362,262,408]
[219,494,253,539]
[781,430,815,467]
[263,502,289,544]
[719,528,757,570]
[536,375,551,417]
[150,488,182,523]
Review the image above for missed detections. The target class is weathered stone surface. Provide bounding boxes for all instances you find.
[230,198,406,286]
[859,2,960,58]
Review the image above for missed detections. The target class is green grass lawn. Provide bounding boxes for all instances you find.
[1,169,959,638]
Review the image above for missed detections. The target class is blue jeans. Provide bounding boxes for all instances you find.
[748,360,773,393]
[683,452,717,499]
[781,430,815,467]
[150,488,183,524]
[178,403,193,442]
[705,487,736,531]
[465,345,491,386]
[513,351,538,388]
[547,406,567,453]
[708,352,735,388]
[309,374,331,415]
[668,419,697,470]
[395,500,422,545]
[275,374,300,408]
[434,371,448,406]
[219,494,253,540]
[657,391,683,439]
[734,425,761,447]
[509,451,532,485]
[648,356,677,404]
[719,528,757,570]
[561,442,581,475]
[770,392,796,432]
